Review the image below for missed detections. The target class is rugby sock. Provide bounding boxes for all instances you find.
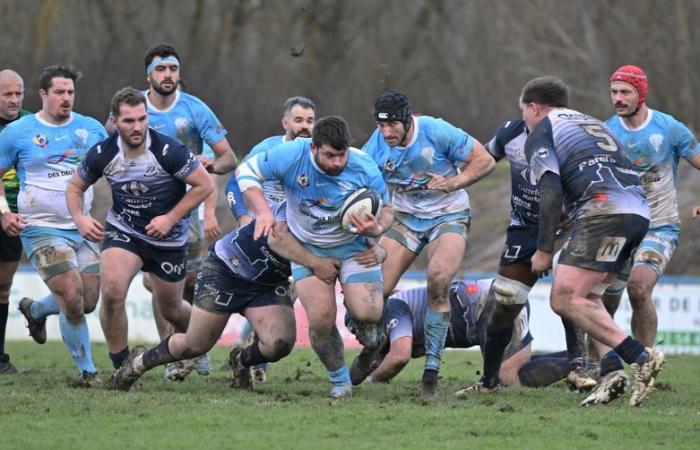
[424,308,450,373]
[142,336,175,370]
[240,340,268,367]
[518,356,569,387]
[58,313,96,374]
[109,346,130,369]
[30,294,60,320]
[0,303,8,356]
[561,318,582,369]
[328,365,351,386]
[613,336,646,365]
[599,350,624,377]
[481,303,523,387]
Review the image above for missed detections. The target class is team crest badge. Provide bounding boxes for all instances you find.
[649,134,664,152]
[384,159,397,172]
[296,174,309,188]
[33,134,49,148]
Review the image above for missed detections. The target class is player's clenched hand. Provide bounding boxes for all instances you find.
[354,240,387,267]
[253,212,275,240]
[426,172,451,192]
[531,250,553,278]
[692,205,700,218]
[310,257,340,284]
[76,216,104,242]
[348,212,383,237]
[195,155,216,173]
[0,212,27,236]
[204,213,222,241]
[146,214,176,239]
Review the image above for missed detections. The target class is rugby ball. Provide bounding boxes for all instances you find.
[340,188,383,233]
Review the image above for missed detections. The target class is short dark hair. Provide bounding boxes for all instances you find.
[312,116,351,151]
[283,96,316,115]
[39,63,80,91]
[144,43,181,68]
[521,76,569,107]
[110,87,146,117]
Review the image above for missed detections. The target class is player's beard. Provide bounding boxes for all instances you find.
[314,154,346,176]
[152,79,177,96]
[615,101,639,118]
[294,129,311,139]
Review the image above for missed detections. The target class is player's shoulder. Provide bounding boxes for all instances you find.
[71,112,107,132]
[86,133,119,163]
[648,108,685,129]
[249,135,285,157]
[494,117,527,143]
[178,91,213,111]
[149,128,189,153]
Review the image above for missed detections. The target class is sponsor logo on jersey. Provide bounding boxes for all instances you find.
[33,134,49,148]
[46,148,81,165]
[296,174,309,188]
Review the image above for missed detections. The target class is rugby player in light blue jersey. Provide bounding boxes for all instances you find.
[602,65,700,349]
[362,90,495,398]
[140,43,237,379]
[508,76,663,407]
[237,116,394,398]
[108,204,341,392]
[66,88,214,376]
[0,64,107,387]
[227,95,316,226]
[227,95,316,382]
[348,279,571,391]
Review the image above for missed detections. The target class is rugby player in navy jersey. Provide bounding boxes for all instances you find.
[66,87,213,375]
[109,208,340,392]
[498,76,661,406]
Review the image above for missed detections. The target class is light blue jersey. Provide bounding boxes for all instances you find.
[362,115,474,219]
[144,90,227,155]
[237,138,388,248]
[606,109,700,228]
[0,112,107,228]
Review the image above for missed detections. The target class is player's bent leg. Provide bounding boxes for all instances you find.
[151,276,191,334]
[626,264,659,347]
[243,304,296,363]
[377,236,416,298]
[498,343,532,387]
[343,279,384,350]
[99,248,142,358]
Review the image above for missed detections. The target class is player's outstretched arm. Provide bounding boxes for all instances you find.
[66,172,104,242]
[268,222,340,284]
[367,336,412,383]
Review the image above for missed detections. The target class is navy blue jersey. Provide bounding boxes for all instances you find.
[525,108,648,221]
[212,219,291,286]
[78,129,199,247]
[486,118,538,227]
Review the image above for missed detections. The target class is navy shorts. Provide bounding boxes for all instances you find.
[101,224,187,282]
[0,224,22,262]
[499,225,538,267]
[194,254,293,315]
[558,214,649,273]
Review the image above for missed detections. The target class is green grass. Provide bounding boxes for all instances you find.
[1,342,698,449]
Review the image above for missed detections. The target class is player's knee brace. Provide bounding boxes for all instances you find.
[492,274,530,306]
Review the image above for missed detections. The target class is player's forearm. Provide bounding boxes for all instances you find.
[204,179,218,217]
[537,172,563,253]
[370,352,407,382]
[448,143,496,191]
[66,180,88,220]
[375,205,395,235]
[242,186,273,219]
[211,140,237,174]
[267,224,320,268]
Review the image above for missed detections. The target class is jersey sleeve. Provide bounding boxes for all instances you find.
[160,142,201,181]
[0,126,17,171]
[671,119,700,161]
[77,143,107,185]
[237,141,298,191]
[525,117,559,184]
[225,172,249,219]
[436,118,473,164]
[486,118,525,161]
[193,100,228,147]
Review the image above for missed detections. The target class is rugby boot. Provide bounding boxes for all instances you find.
[194,352,213,376]
[18,297,47,344]
[629,347,665,407]
[350,345,384,385]
[566,366,598,392]
[329,383,353,399]
[164,359,195,381]
[70,370,102,389]
[110,345,146,391]
[229,346,253,390]
[251,364,268,383]
[581,369,628,406]
[420,369,439,399]
[454,380,499,398]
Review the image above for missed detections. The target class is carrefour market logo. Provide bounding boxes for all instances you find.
[33,134,49,148]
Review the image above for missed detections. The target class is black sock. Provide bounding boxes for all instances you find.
[0,303,8,356]
[613,336,646,365]
[561,318,581,369]
[518,356,569,387]
[530,350,567,360]
[240,340,268,367]
[109,347,130,369]
[482,303,523,387]
[143,336,175,370]
[599,350,624,377]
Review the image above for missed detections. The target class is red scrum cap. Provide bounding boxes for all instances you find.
[610,65,648,107]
